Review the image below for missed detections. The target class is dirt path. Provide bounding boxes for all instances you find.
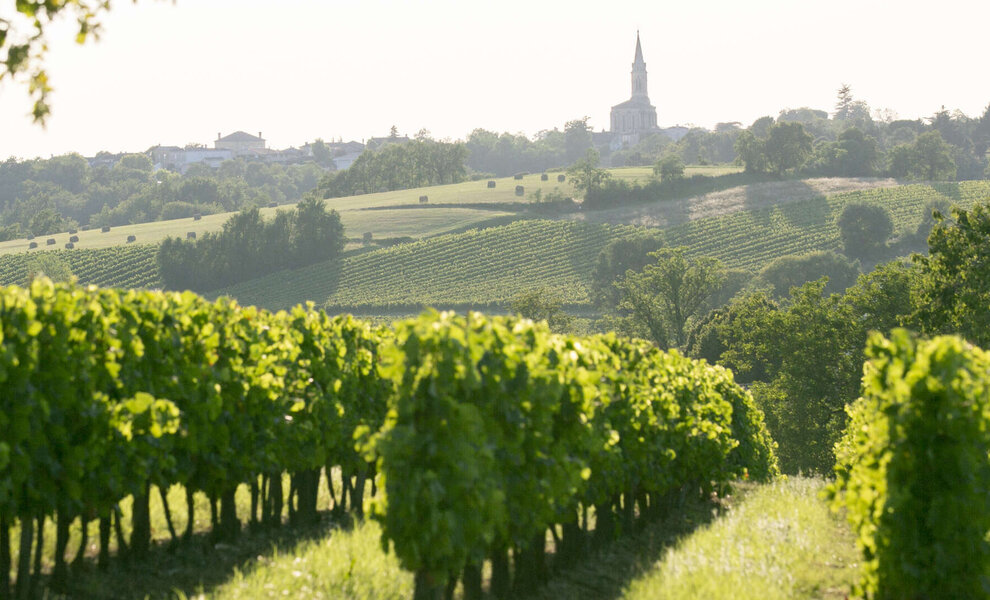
[564,177,900,229]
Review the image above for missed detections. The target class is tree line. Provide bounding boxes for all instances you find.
[0,154,325,241]
[156,198,344,292]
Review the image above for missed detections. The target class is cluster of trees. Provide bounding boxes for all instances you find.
[464,118,595,177]
[0,154,325,240]
[157,198,344,292]
[314,138,467,198]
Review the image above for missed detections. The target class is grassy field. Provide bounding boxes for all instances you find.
[607,164,743,183]
[620,478,858,600]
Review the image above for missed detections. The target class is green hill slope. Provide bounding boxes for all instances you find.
[215,181,990,312]
[0,244,161,288]
[216,220,635,311]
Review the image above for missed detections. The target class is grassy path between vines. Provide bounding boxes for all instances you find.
[23,477,856,598]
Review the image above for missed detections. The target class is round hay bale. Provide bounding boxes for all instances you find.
[515,185,524,196]
[68,228,77,234]
[419,195,428,203]
[69,235,79,243]
[541,173,549,181]
[193,213,202,221]
[126,235,137,243]
[28,241,37,249]
[46,238,56,245]
[26,234,34,240]
[363,232,373,243]
[557,174,566,182]
[187,231,197,240]
[64,242,74,249]
[101,225,111,233]
[487,180,496,188]
[81,225,91,231]
[268,202,278,208]
[514,173,525,180]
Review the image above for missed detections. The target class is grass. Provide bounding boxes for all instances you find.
[620,477,858,600]
[607,164,743,183]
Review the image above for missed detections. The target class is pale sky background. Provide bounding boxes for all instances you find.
[1,0,989,159]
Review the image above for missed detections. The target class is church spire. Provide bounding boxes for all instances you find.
[631,32,648,99]
[633,31,645,65]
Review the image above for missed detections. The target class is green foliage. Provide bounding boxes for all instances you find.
[653,154,685,181]
[828,331,990,599]
[913,202,990,347]
[616,247,726,349]
[0,245,160,289]
[509,287,574,332]
[589,231,665,309]
[836,202,894,262]
[157,199,344,292]
[810,127,879,177]
[567,149,611,196]
[756,250,859,298]
[315,139,467,198]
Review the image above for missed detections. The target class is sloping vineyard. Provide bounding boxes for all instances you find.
[666,180,990,271]
[0,245,161,289]
[218,220,636,310]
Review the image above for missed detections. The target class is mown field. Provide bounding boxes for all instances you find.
[212,180,990,312]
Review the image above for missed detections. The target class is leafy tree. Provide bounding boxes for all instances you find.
[616,247,726,349]
[590,232,665,309]
[311,138,333,167]
[913,202,990,347]
[509,288,573,333]
[810,127,879,177]
[653,153,685,181]
[763,121,813,175]
[885,143,915,178]
[734,130,767,174]
[567,148,611,196]
[757,251,860,298]
[910,130,957,180]
[837,202,894,262]
[564,117,593,164]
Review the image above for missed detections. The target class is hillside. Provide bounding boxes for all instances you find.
[214,180,990,312]
[215,220,634,311]
[0,244,161,288]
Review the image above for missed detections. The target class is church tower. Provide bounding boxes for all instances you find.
[631,32,648,99]
[610,32,658,147]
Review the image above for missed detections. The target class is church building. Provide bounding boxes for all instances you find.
[609,33,659,149]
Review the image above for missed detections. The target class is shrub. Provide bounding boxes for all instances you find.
[515,185,524,196]
[487,180,496,188]
[837,202,894,262]
[363,232,373,244]
[828,331,990,599]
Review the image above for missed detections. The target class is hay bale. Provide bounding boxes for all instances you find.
[515,185,524,196]
[514,173,525,180]
[187,231,197,240]
[26,234,34,240]
[557,174,566,182]
[363,232,373,244]
[46,238,56,245]
[268,202,277,208]
[28,241,37,249]
[81,225,90,231]
[68,228,78,234]
[69,235,79,243]
[541,173,549,181]
[419,195,428,203]
[64,242,74,249]
[101,225,111,233]
[193,213,202,221]
[126,235,136,243]
[487,180,496,188]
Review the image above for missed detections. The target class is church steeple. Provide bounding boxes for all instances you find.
[631,31,648,99]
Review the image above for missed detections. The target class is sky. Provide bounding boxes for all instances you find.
[2,0,989,159]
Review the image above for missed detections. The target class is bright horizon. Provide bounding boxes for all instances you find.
[2,0,989,159]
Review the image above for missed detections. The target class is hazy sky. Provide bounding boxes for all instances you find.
[2,0,989,159]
